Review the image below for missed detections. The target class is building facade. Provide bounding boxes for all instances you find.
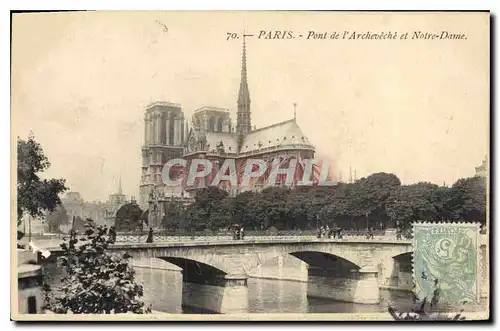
[59,179,129,231]
[140,39,317,228]
[475,156,488,178]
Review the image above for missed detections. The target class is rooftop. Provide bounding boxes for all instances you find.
[146,101,182,110]
[194,106,230,114]
[239,119,315,154]
[64,191,83,201]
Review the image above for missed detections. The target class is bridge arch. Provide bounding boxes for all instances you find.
[245,250,362,281]
[290,251,361,271]
[241,242,368,274]
[159,257,227,284]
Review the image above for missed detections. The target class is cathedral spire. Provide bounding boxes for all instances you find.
[236,35,251,135]
[240,35,248,89]
[118,176,123,195]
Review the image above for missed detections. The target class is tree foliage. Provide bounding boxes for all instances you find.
[17,134,67,226]
[115,203,144,232]
[43,220,151,314]
[45,205,69,233]
[186,187,231,231]
[161,199,186,230]
[175,173,486,233]
[352,173,401,227]
[448,176,486,222]
[71,216,97,233]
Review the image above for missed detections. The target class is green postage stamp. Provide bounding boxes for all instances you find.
[413,222,480,304]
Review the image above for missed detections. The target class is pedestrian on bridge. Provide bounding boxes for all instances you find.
[329,223,338,239]
[367,227,374,240]
[146,227,154,243]
[396,228,403,240]
[336,227,343,239]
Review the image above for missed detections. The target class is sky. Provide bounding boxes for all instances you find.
[12,11,489,202]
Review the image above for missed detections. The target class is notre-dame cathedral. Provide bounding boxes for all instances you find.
[139,39,316,228]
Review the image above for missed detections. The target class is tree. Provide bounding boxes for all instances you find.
[186,206,208,231]
[284,191,309,230]
[353,173,401,228]
[386,183,443,231]
[233,191,258,227]
[386,186,417,230]
[17,134,67,227]
[317,194,351,229]
[408,182,440,222]
[72,215,96,233]
[301,185,340,229]
[259,187,291,229]
[431,186,454,222]
[161,199,186,231]
[186,187,231,231]
[45,205,69,233]
[115,203,144,232]
[208,197,234,231]
[242,193,268,230]
[43,220,151,314]
[448,176,487,224]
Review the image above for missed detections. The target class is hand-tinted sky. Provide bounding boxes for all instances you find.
[12,12,489,202]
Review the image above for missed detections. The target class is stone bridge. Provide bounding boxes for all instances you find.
[111,238,412,277]
[62,238,412,313]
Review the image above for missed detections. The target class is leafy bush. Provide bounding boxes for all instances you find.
[43,220,151,314]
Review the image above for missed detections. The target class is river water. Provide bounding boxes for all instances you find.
[44,259,487,315]
[133,267,415,314]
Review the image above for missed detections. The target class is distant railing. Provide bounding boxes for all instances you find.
[113,229,402,243]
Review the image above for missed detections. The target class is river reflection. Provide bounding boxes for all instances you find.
[249,278,417,314]
[46,264,485,315]
[133,268,416,314]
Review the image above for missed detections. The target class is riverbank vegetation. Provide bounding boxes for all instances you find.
[17,134,67,231]
[43,220,151,314]
[160,172,486,233]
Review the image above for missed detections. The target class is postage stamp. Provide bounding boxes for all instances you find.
[413,222,480,304]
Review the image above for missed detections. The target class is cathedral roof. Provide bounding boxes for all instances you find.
[184,119,314,156]
[239,119,314,154]
[205,132,239,153]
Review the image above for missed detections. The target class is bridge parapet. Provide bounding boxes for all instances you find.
[110,238,413,249]
[114,234,412,244]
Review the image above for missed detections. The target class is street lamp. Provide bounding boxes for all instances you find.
[28,214,32,243]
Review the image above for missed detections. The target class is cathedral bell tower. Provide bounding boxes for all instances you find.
[236,36,251,143]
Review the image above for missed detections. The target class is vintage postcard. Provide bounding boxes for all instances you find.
[11,11,490,321]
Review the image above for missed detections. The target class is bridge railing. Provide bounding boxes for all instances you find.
[113,229,401,243]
